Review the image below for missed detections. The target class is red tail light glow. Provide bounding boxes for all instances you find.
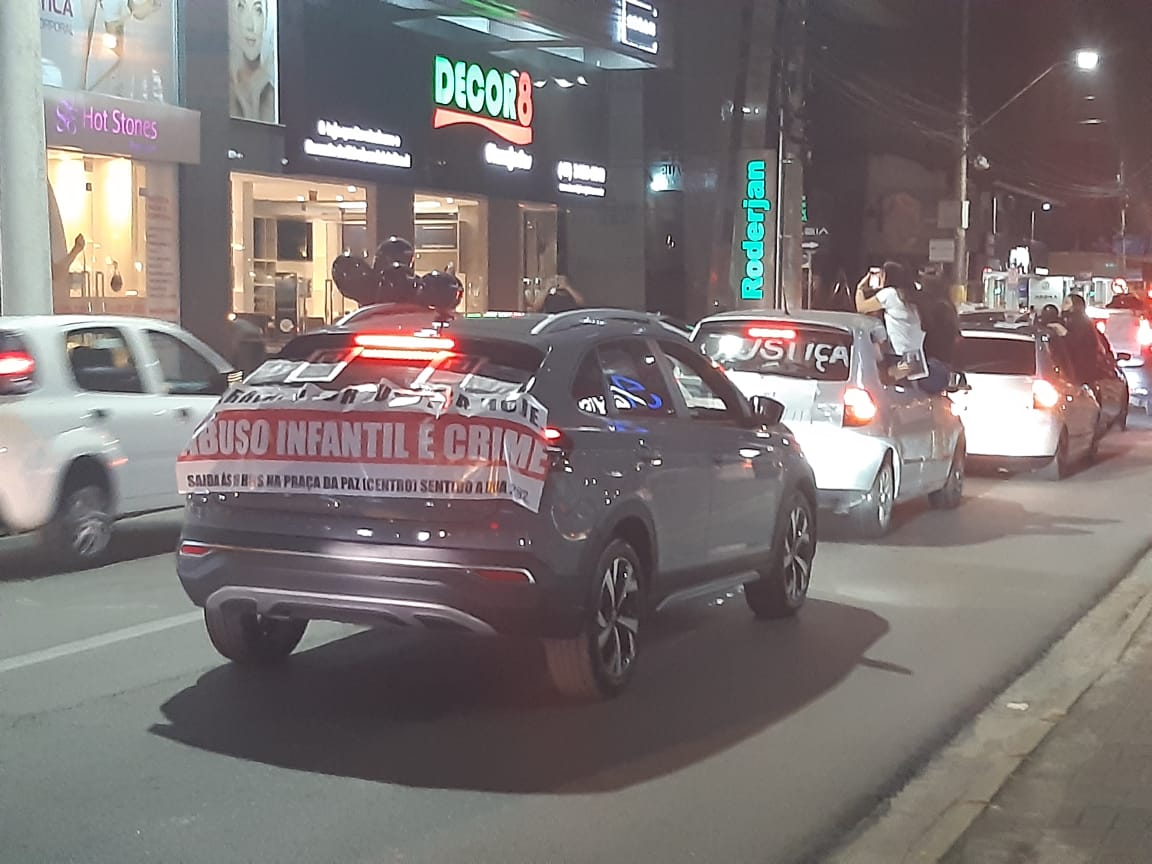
[843,387,878,427]
[352,334,456,362]
[1138,319,1152,348]
[542,426,573,453]
[0,352,35,378]
[1032,379,1061,410]
[747,326,797,341]
[1096,321,1107,333]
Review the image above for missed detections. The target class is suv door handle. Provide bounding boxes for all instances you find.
[174,407,192,421]
[87,408,108,421]
[635,444,664,466]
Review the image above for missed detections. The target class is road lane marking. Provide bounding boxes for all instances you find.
[0,612,202,675]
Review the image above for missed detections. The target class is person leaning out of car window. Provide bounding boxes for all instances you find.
[855,262,950,394]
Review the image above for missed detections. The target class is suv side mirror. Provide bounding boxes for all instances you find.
[750,395,785,426]
[946,371,971,394]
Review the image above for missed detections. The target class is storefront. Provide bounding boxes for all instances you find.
[220,0,644,333]
[38,0,200,322]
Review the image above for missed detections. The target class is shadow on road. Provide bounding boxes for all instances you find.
[0,514,181,582]
[878,496,1117,548]
[151,598,888,794]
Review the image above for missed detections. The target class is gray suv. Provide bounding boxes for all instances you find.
[177,308,818,699]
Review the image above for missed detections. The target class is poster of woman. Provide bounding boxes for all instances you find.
[229,0,280,124]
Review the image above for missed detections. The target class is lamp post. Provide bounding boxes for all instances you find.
[956,32,1100,300]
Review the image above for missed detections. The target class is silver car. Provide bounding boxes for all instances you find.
[177,308,817,701]
[694,310,966,537]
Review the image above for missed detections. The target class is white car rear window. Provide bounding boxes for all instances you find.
[956,337,1036,375]
[698,322,853,382]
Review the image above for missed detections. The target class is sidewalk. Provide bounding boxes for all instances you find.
[943,604,1152,864]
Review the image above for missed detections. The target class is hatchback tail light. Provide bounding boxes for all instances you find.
[0,351,36,395]
[1138,318,1152,348]
[178,541,214,558]
[542,426,573,453]
[1032,378,1061,410]
[843,387,878,427]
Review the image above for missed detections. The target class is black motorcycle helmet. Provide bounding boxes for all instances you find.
[418,270,464,312]
[374,236,415,275]
[331,254,377,306]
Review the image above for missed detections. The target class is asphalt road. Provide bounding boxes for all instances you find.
[4,420,1152,864]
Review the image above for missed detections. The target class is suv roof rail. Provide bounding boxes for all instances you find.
[530,308,656,336]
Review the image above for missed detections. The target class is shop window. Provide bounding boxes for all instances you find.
[48,153,180,322]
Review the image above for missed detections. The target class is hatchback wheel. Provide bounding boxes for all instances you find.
[204,607,307,665]
[849,457,895,539]
[45,484,113,569]
[544,539,644,701]
[1040,429,1070,481]
[929,439,965,510]
[745,490,816,619]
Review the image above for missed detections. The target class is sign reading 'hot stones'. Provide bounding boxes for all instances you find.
[177,381,550,512]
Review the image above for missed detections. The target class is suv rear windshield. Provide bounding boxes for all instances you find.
[956,336,1037,375]
[697,321,853,382]
[1107,294,1147,311]
[250,333,544,398]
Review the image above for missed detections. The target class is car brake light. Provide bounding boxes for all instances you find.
[1032,379,1061,410]
[747,326,797,340]
[353,333,456,362]
[542,426,572,452]
[843,387,878,427]
[1138,319,1152,348]
[1096,321,1106,333]
[0,352,35,379]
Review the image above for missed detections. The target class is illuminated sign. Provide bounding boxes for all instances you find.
[618,0,659,55]
[44,92,200,164]
[557,160,607,197]
[740,159,772,301]
[485,142,533,172]
[433,55,534,145]
[303,119,412,169]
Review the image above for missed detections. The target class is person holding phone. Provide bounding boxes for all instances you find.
[856,261,928,383]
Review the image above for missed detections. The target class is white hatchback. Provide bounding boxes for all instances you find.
[0,316,235,567]
[694,311,966,537]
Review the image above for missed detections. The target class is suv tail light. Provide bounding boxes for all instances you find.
[1032,378,1061,410]
[542,426,573,453]
[843,387,878,427]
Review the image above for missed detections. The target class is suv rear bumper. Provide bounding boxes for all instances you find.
[176,534,586,640]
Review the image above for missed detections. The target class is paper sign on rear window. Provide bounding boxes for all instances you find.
[176,380,550,512]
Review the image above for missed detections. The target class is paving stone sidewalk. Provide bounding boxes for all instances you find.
[943,607,1152,864]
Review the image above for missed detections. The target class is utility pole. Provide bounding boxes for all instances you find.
[1120,158,1128,278]
[0,1,53,315]
[955,0,971,302]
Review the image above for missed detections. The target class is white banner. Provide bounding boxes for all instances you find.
[177,381,550,512]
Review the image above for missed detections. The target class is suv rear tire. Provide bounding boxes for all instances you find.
[928,438,966,510]
[745,489,816,619]
[204,607,307,665]
[544,538,645,701]
[1039,429,1070,481]
[45,483,113,570]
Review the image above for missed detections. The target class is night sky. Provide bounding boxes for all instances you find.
[810,0,1152,253]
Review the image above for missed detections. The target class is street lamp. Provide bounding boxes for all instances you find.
[1075,50,1100,71]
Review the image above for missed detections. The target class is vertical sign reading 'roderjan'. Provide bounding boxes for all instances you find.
[432,55,534,146]
[739,159,773,301]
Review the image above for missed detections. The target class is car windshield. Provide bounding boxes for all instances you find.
[697,321,853,381]
[956,336,1037,375]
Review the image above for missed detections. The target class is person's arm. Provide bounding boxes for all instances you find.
[855,286,884,315]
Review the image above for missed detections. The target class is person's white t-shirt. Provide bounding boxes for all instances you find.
[875,287,925,355]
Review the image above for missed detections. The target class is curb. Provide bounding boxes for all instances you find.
[823,545,1152,864]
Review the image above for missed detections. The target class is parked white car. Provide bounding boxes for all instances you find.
[693,310,966,537]
[0,316,235,567]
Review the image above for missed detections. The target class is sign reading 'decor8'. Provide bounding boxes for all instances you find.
[433,55,534,146]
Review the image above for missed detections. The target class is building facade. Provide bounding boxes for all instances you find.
[38,0,201,322]
[180,0,669,351]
